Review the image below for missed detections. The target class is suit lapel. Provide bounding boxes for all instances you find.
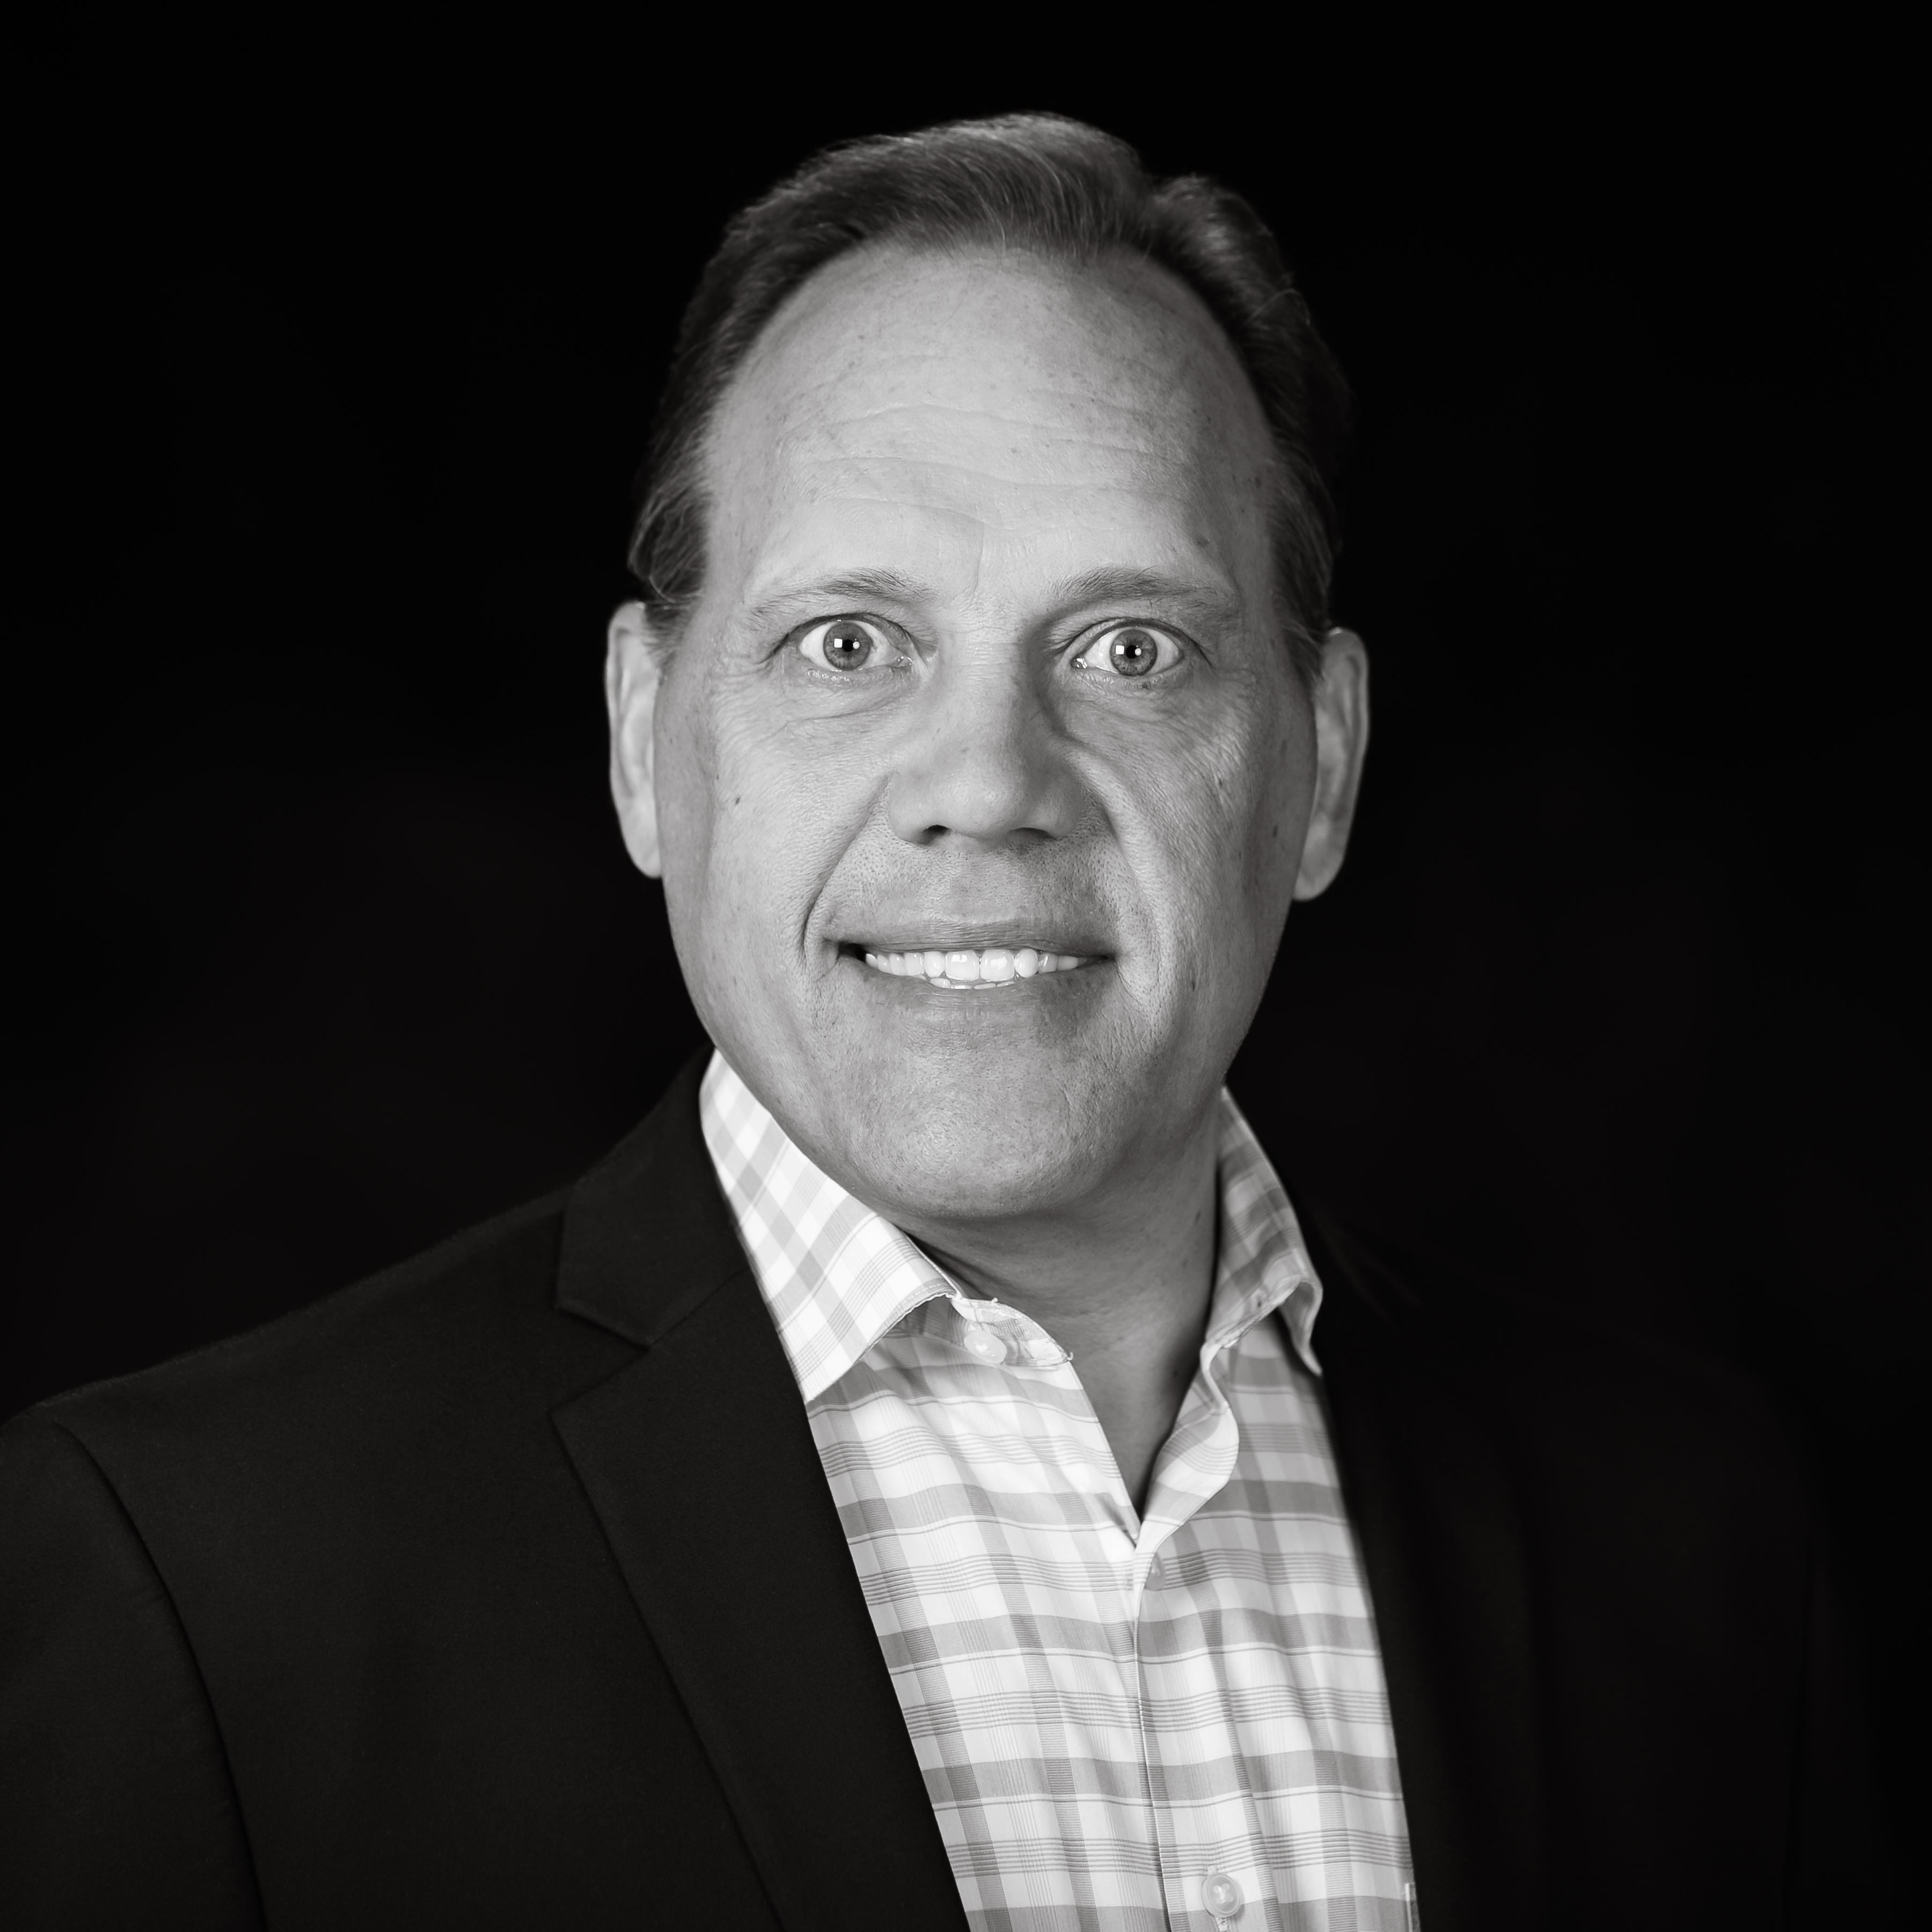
[550,1058,967,1932]
[1301,1207,1549,1932]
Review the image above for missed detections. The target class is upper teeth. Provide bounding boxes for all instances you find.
[862,947,1086,987]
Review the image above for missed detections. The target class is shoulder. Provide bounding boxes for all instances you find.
[1,1056,727,1595]
[3,1182,633,1528]
[1303,1202,1806,1520]
[0,1178,672,1713]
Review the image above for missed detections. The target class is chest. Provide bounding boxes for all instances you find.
[806,1325,1415,1927]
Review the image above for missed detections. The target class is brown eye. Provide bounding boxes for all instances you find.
[1075,623,1181,679]
[796,616,894,672]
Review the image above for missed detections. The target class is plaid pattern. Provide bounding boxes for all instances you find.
[702,1052,1414,1930]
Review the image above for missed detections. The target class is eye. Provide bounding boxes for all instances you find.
[1072,622,1184,680]
[794,616,899,673]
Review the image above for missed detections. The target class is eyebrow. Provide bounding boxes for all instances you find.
[742,568,927,637]
[742,563,1245,636]
[1048,567,1245,630]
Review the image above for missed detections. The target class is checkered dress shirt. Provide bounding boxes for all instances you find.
[700,1051,1415,1930]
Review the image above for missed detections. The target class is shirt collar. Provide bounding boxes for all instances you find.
[700,1049,1323,1400]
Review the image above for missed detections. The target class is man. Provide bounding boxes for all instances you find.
[0,116,1878,1929]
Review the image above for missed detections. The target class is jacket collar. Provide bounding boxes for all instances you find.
[550,1055,968,1932]
[554,1052,749,1349]
[1300,1203,1549,1931]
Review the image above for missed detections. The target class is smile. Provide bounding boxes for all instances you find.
[858,946,1092,990]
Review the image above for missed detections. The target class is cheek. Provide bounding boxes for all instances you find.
[653,658,719,895]
[1245,699,1316,895]
[655,657,771,977]
[1120,682,1311,979]
[1181,682,1312,871]
[659,660,868,960]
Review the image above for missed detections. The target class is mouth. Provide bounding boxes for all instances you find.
[843,943,1099,991]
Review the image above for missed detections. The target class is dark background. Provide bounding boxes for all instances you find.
[12,46,1918,1824]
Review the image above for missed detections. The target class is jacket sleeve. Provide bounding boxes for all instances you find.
[0,1411,265,1930]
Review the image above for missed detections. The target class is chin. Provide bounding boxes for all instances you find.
[842,1100,1116,1225]
[795,999,1169,1225]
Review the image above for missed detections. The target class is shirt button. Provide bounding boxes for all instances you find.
[962,1327,1009,1365]
[1202,1870,1245,1919]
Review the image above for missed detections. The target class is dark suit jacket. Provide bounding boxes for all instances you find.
[1,1057,1882,1928]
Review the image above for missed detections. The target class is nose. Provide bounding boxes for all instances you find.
[884,647,1085,847]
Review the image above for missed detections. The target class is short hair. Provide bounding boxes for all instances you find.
[628,113,1351,681]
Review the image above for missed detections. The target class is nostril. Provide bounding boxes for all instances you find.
[886,720,1082,846]
[908,821,1057,848]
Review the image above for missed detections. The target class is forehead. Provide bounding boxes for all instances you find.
[701,241,1278,612]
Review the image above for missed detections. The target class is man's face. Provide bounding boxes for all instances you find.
[612,244,1364,1225]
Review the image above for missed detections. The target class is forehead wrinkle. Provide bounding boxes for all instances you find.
[788,369,1205,438]
[795,360,1211,428]
[809,380,1198,434]
[780,402,1227,513]
[782,458,1202,517]
[722,418,1209,559]
[747,298,1243,469]
[743,459,1240,582]
[781,401,1204,491]
[750,487,1225,591]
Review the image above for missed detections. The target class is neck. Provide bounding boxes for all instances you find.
[891,1112,1223,1515]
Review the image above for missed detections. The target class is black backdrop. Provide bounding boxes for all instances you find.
[12,47,1918,1827]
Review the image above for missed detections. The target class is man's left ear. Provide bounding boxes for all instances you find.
[605,600,667,880]
[1293,627,1371,901]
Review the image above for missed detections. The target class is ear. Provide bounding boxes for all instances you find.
[1294,627,1371,901]
[605,601,667,879]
